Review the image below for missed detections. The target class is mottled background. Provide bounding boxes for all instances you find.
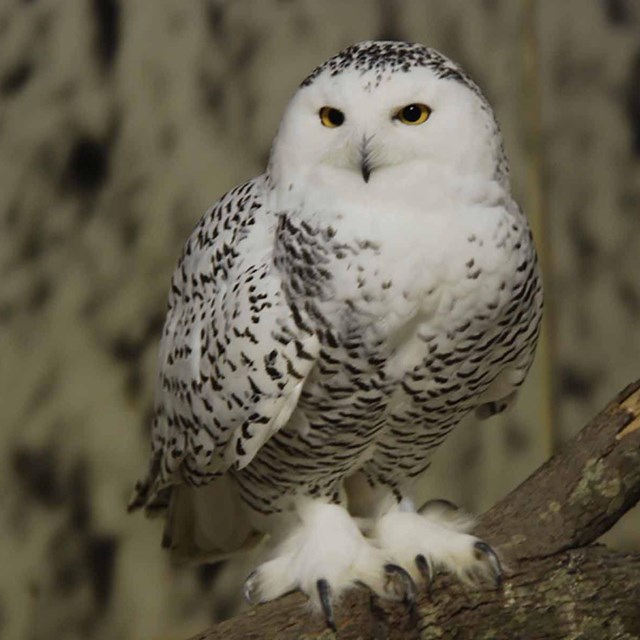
[2,1,639,639]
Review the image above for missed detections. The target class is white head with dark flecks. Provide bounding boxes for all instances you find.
[268,41,510,211]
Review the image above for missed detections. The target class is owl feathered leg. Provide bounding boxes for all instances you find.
[370,496,503,589]
[346,466,504,589]
[242,498,415,628]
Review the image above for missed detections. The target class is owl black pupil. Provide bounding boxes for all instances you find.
[328,109,344,126]
[403,105,422,121]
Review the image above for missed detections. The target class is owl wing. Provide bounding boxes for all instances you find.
[129,176,319,512]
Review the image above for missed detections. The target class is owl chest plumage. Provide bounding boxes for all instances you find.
[244,201,542,504]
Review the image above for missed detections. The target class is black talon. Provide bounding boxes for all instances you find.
[384,564,418,627]
[317,579,336,632]
[473,541,504,589]
[243,570,259,604]
[415,554,432,590]
[384,564,417,598]
[384,563,418,626]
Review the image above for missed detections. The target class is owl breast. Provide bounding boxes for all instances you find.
[242,201,542,508]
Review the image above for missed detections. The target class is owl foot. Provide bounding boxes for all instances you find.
[243,501,413,630]
[372,499,503,589]
[315,564,417,632]
[383,563,419,627]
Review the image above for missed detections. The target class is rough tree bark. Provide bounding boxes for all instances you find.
[189,380,640,640]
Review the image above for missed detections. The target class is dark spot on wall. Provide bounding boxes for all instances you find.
[460,437,479,464]
[146,311,167,339]
[19,227,45,263]
[125,367,144,401]
[504,420,529,453]
[559,365,598,401]
[206,561,236,620]
[197,561,224,590]
[29,370,58,413]
[92,0,120,70]
[120,215,139,248]
[110,334,146,364]
[568,210,598,277]
[81,287,104,320]
[68,461,91,530]
[86,534,118,608]
[201,76,225,117]
[110,312,165,365]
[205,2,225,39]
[142,404,155,437]
[34,11,52,40]
[603,0,631,24]
[55,552,83,593]
[626,47,640,157]
[233,36,259,71]
[27,277,53,312]
[65,136,110,193]
[617,279,640,317]
[12,446,62,506]
[1,60,33,95]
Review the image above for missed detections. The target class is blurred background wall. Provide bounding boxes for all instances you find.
[1,1,639,638]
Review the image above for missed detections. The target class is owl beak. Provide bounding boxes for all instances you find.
[359,135,374,183]
[360,157,372,183]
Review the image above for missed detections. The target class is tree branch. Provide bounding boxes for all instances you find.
[189,380,640,640]
[476,379,640,559]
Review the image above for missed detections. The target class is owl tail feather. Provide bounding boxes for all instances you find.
[127,453,168,516]
[128,457,263,561]
[162,476,263,563]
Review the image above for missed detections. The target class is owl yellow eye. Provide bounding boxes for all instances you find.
[319,106,345,128]
[395,103,431,125]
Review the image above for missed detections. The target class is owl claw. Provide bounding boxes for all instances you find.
[473,540,503,588]
[317,579,336,632]
[384,563,419,625]
[384,563,416,599]
[415,554,433,590]
[243,570,260,604]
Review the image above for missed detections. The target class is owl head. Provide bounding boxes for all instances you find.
[269,41,508,207]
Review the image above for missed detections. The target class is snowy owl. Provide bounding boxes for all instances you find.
[130,41,542,629]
